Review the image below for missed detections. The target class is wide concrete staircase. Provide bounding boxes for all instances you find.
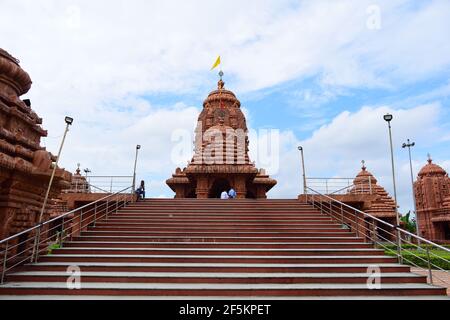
[0,199,447,299]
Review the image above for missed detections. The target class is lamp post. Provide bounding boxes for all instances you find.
[33,116,73,262]
[132,145,141,193]
[402,139,420,243]
[383,113,402,262]
[298,146,307,194]
[83,168,91,193]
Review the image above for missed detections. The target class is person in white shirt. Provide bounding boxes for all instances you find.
[220,190,229,199]
[228,188,237,199]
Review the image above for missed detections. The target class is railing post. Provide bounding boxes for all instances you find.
[33,226,42,263]
[340,203,344,225]
[60,217,64,248]
[372,219,377,244]
[106,200,109,220]
[1,240,8,284]
[396,228,403,264]
[93,202,97,227]
[425,246,433,284]
[355,209,360,237]
[79,208,83,234]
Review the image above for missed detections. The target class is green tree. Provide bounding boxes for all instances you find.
[400,211,417,234]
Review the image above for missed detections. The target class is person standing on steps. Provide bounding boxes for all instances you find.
[220,190,229,199]
[228,187,237,199]
[135,180,145,201]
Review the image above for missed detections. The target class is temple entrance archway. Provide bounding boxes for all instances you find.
[209,178,231,198]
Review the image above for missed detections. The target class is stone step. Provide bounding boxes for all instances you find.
[107,213,332,222]
[17,262,412,274]
[93,221,342,228]
[38,254,397,264]
[80,230,356,237]
[90,225,346,232]
[117,209,322,214]
[0,282,445,297]
[73,235,363,243]
[63,241,375,249]
[6,271,427,284]
[103,218,334,224]
[52,247,385,256]
[133,199,304,204]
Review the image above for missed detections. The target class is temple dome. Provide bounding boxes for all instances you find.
[418,157,447,177]
[203,79,241,109]
[353,163,378,185]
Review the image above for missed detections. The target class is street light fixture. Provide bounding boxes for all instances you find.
[298,146,307,195]
[402,139,420,243]
[65,116,74,125]
[383,113,393,122]
[383,113,402,262]
[132,145,141,194]
[83,168,91,176]
[33,116,73,262]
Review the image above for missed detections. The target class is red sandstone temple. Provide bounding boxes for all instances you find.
[348,163,397,226]
[166,78,276,199]
[0,48,71,240]
[414,156,450,242]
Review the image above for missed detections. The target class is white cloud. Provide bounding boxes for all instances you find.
[1,0,450,202]
[267,103,447,214]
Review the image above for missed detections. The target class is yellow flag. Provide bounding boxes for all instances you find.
[211,56,221,70]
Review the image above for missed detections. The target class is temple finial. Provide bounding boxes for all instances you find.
[76,163,81,175]
[427,153,432,164]
[361,160,366,171]
[218,70,224,89]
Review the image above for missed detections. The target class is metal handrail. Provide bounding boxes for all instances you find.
[305,186,450,286]
[0,186,133,283]
[62,175,134,194]
[306,177,373,195]
[329,183,373,195]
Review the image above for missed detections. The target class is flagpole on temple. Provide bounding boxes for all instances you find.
[218,70,224,110]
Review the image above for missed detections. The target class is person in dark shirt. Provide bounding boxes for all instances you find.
[135,180,145,201]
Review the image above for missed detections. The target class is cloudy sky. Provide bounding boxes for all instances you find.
[1,0,450,214]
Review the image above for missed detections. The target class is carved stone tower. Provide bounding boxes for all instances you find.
[166,77,276,198]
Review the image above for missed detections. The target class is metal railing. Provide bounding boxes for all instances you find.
[305,186,450,286]
[306,177,373,195]
[63,175,134,193]
[0,186,133,284]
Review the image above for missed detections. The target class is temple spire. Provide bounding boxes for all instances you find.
[218,70,224,90]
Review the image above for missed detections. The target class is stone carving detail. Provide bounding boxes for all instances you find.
[32,149,52,171]
[0,48,71,243]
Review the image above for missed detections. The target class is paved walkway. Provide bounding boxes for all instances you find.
[411,267,450,296]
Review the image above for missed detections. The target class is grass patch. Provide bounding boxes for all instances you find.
[378,245,450,270]
[47,243,61,255]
